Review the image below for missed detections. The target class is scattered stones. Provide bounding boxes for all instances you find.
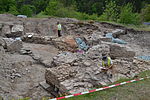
[85,32,102,46]
[83,61,91,67]
[86,44,110,59]
[0,15,150,99]
[52,52,78,66]
[45,47,149,95]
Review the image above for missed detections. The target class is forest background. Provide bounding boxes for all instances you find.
[0,0,150,25]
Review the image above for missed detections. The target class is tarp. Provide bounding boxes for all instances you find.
[105,33,114,39]
[105,33,127,44]
[112,38,127,44]
[143,22,150,25]
[137,56,150,60]
[75,38,89,51]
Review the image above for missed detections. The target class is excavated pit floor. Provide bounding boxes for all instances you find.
[0,14,150,99]
[0,43,59,100]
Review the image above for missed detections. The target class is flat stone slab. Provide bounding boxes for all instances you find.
[40,81,51,89]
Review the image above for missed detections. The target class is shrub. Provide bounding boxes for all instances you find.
[8,5,19,15]
[140,4,150,22]
[118,3,140,25]
[55,7,76,18]
[74,12,90,20]
[45,0,63,16]
[20,5,33,17]
[88,14,98,20]
[100,1,119,21]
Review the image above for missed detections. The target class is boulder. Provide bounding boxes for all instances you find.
[3,38,23,52]
[105,42,135,59]
[52,36,78,52]
[99,36,112,42]
[11,25,24,37]
[112,29,125,38]
[1,25,11,37]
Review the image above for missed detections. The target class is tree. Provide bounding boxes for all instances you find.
[45,0,63,16]
[140,4,150,22]
[100,1,119,21]
[8,5,19,15]
[32,0,49,14]
[0,0,16,13]
[118,3,140,24]
[20,5,33,17]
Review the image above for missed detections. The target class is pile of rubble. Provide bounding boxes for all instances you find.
[44,48,149,96]
[44,35,149,96]
[0,14,150,99]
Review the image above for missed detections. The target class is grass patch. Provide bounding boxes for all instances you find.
[64,70,150,100]
[10,71,150,100]
[33,11,50,18]
[100,21,150,31]
[126,24,150,31]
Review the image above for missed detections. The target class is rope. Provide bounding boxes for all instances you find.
[49,76,150,100]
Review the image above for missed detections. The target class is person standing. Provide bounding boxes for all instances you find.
[57,22,62,37]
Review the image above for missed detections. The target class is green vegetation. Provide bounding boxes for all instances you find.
[118,3,140,24]
[99,1,119,22]
[140,4,150,22]
[12,71,150,100]
[19,5,34,17]
[0,0,150,25]
[65,70,150,100]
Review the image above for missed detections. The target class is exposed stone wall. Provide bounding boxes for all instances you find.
[45,42,144,95]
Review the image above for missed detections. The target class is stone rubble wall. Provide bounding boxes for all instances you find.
[45,41,147,95]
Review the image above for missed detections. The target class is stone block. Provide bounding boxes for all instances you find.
[1,25,11,37]
[112,29,125,38]
[3,38,23,52]
[105,42,135,58]
[11,25,24,37]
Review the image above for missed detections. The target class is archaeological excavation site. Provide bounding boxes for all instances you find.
[0,14,150,100]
